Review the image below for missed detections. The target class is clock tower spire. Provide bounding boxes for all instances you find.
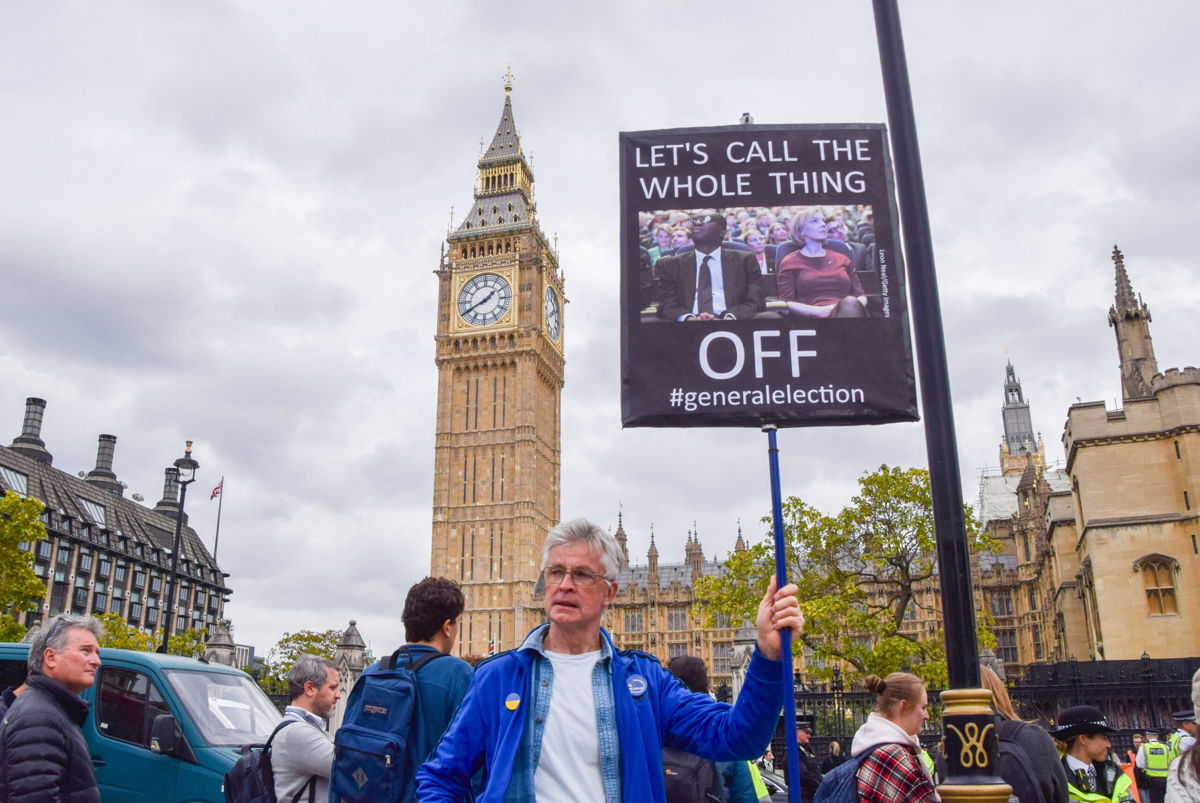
[431,76,565,657]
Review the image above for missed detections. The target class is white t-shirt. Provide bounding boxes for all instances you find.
[534,649,606,802]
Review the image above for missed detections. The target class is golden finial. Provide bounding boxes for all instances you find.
[553,233,559,257]
[478,137,484,155]
[448,205,455,233]
[503,64,514,93]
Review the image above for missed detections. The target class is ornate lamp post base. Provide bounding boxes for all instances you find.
[937,688,1012,803]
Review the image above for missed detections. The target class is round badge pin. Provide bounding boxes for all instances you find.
[627,674,648,697]
[505,693,521,711]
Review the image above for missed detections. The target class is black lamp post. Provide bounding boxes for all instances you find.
[159,441,198,654]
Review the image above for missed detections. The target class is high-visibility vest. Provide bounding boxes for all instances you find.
[1140,741,1170,778]
[1117,751,1139,801]
[1168,731,1184,761]
[747,761,770,803]
[920,748,936,780]
[1065,765,1136,803]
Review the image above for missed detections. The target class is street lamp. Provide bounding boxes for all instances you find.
[159,441,198,654]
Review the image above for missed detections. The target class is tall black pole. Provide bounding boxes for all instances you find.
[872,5,1010,799]
[160,442,198,654]
[871,0,978,689]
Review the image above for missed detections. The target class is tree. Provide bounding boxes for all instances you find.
[695,465,997,687]
[260,629,343,695]
[96,613,208,658]
[0,491,50,642]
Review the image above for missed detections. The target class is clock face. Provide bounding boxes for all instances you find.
[544,286,560,341]
[457,273,512,327]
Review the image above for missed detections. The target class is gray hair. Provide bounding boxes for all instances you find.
[28,614,104,674]
[541,518,626,580]
[287,654,337,700]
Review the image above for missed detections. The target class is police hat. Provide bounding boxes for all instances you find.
[1052,705,1118,739]
[1172,710,1196,723]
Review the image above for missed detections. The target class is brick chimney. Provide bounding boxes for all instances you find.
[154,467,180,514]
[9,397,53,465]
[84,434,124,496]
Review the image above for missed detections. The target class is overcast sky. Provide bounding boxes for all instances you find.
[3,1,1198,656]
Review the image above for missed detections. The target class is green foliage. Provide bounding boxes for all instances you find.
[96,612,208,657]
[0,491,50,641]
[695,465,998,687]
[261,629,343,695]
[97,613,154,651]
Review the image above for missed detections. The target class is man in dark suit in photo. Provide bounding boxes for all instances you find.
[656,210,765,322]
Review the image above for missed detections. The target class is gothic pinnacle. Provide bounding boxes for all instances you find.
[1113,244,1137,312]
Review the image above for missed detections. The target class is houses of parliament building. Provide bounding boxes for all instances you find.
[430,79,1199,688]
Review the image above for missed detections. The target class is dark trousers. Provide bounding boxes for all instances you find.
[1142,774,1166,803]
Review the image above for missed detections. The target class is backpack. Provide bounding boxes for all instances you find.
[813,748,876,803]
[330,647,447,803]
[997,719,1045,803]
[662,746,721,803]
[224,718,314,803]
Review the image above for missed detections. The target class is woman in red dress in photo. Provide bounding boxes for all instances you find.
[776,207,868,318]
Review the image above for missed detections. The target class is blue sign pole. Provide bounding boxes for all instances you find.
[764,424,801,803]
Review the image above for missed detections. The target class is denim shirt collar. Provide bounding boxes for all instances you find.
[518,623,616,664]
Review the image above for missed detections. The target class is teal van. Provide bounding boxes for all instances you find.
[0,642,282,802]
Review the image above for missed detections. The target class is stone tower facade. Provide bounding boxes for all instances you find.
[999,361,1044,476]
[430,76,565,658]
[1063,249,1199,660]
[977,248,1200,677]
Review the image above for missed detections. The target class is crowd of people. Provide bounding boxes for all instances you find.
[773,665,1200,803]
[1,519,1197,803]
[637,204,879,320]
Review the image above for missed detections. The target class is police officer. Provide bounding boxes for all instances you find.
[1168,711,1198,762]
[1052,705,1137,802]
[1135,731,1170,803]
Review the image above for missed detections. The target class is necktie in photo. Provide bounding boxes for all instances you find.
[697,255,713,315]
[1083,766,1097,792]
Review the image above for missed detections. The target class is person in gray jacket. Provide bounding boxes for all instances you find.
[273,655,342,802]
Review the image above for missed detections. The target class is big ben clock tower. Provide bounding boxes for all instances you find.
[431,73,565,657]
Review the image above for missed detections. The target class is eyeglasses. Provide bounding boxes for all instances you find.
[688,214,716,226]
[544,566,609,587]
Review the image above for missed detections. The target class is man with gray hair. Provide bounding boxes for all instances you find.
[419,518,804,801]
[0,613,104,802]
[272,654,341,802]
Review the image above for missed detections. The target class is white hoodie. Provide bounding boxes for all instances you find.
[850,712,940,800]
[851,712,924,757]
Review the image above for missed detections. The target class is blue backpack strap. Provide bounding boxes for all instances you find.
[385,646,449,673]
[814,747,877,803]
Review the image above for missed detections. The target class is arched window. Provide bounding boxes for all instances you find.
[1134,555,1179,615]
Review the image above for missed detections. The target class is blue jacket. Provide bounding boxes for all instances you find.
[416,626,784,802]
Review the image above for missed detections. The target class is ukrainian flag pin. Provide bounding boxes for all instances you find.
[505,693,521,710]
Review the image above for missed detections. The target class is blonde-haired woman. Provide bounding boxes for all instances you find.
[850,672,938,802]
[776,207,867,318]
[979,665,1068,803]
